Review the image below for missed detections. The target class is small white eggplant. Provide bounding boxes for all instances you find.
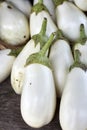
[11,18,48,94]
[59,67,87,130]
[33,0,56,22]
[21,33,56,128]
[0,49,15,83]
[74,0,87,11]
[49,35,73,97]
[0,1,29,46]
[74,24,87,66]
[30,0,57,37]
[6,0,32,17]
[53,0,87,41]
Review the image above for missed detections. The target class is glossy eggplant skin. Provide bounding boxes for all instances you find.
[0,49,15,83]
[49,39,74,97]
[21,64,56,128]
[55,1,87,42]
[0,1,29,46]
[59,67,87,130]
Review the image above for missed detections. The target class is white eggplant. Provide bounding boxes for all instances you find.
[11,39,40,94]
[30,0,57,37]
[53,0,87,41]
[59,48,87,130]
[74,0,87,11]
[6,0,32,16]
[21,33,56,128]
[33,0,56,22]
[49,38,73,97]
[21,64,56,128]
[59,67,87,130]
[0,49,15,83]
[0,1,29,46]
[11,18,48,94]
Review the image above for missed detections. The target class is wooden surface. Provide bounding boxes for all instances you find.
[0,77,62,130]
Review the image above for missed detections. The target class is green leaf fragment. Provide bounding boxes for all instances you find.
[8,46,23,57]
[52,0,68,7]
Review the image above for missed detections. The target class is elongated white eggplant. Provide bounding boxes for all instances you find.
[11,18,48,94]
[59,48,87,130]
[30,0,57,37]
[11,39,40,94]
[21,64,56,128]
[0,1,29,46]
[6,0,32,16]
[0,49,15,83]
[49,32,73,97]
[21,33,56,128]
[33,0,56,22]
[53,0,87,41]
[74,0,87,11]
[59,67,87,130]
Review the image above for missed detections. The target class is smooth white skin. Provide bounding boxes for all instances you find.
[75,41,87,66]
[11,39,40,94]
[0,49,15,83]
[21,64,56,128]
[59,67,87,130]
[30,11,57,37]
[0,1,29,45]
[33,0,56,22]
[56,1,87,41]
[74,0,87,11]
[6,0,32,16]
[49,40,74,97]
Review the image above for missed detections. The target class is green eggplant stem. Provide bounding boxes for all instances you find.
[69,49,87,71]
[74,49,81,63]
[52,0,68,7]
[31,0,48,14]
[32,18,48,49]
[38,0,43,4]
[40,33,55,56]
[25,33,55,68]
[70,24,87,71]
[78,24,87,45]
[40,18,47,36]
[54,29,67,42]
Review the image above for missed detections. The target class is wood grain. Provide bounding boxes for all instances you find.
[0,77,62,130]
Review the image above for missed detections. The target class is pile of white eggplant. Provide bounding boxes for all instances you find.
[1,0,87,129]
